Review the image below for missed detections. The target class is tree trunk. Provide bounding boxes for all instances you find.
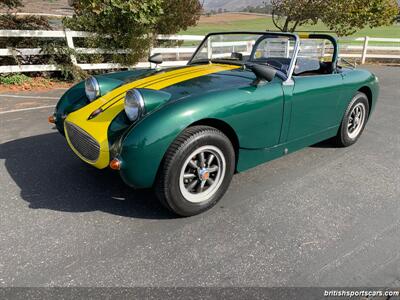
[282,17,291,32]
[290,20,300,32]
[271,9,284,31]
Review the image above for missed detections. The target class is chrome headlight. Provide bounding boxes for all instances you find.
[85,76,100,102]
[124,89,145,122]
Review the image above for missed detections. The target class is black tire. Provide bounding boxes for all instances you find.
[155,126,235,217]
[334,92,370,147]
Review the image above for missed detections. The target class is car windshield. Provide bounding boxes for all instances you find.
[189,33,297,76]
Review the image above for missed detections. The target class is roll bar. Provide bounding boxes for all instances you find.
[188,31,338,85]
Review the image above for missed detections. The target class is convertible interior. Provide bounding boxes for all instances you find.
[190,33,337,78]
[247,35,337,77]
[251,57,335,76]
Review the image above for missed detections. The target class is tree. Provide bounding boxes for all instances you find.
[65,0,202,65]
[271,0,398,36]
[64,0,163,65]
[323,0,399,36]
[241,3,273,14]
[0,0,23,10]
[155,0,202,35]
[271,0,324,32]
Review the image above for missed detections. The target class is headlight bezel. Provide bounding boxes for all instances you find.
[124,89,145,122]
[85,76,100,102]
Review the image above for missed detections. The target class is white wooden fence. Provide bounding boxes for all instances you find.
[339,37,400,64]
[0,29,399,73]
[0,29,203,73]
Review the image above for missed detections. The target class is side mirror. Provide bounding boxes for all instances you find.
[149,53,163,65]
[251,64,276,85]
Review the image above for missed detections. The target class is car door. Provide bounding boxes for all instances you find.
[287,73,343,141]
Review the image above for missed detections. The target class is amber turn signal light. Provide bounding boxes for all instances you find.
[109,158,121,170]
[48,115,56,124]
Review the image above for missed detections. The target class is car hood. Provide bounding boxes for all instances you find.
[64,64,241,169]
[161,66,257,101]
[70,64,241,122]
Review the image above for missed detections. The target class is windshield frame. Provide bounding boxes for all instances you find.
[188,31,300,84]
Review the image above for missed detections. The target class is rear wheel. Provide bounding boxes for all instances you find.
[155,126,235,217]
[334,92,369,147]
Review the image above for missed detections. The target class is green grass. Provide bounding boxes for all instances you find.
[180,16,400,39]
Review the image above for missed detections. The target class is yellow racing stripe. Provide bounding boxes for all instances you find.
[65,63,240,169]
[100,65,212,111]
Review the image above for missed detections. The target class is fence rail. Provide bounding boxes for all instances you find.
[0,29,399,73]
[339,36,400,63]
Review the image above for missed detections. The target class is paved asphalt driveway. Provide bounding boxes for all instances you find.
[0,66,399,287]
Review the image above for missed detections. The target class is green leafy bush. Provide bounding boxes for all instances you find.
[0,0,203,81]
[0,0,86,81]
[0,73,32,85]
[64,0,202,66]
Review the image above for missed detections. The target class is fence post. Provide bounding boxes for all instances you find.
[246,41,252,54]
[321,40,326,58]
[285,40,290,58]
[207,38,212,60]
[64,29,78,65]
[176,45,180,61]
[361,36,369,64]
[149,47,154,68]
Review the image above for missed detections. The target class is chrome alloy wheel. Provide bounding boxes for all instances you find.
[179,145,226,203]
[347,102,366,139]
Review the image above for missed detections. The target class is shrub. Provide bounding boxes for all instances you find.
[64,0,202,66]
[0,73,32,85]
[0,0,87,81]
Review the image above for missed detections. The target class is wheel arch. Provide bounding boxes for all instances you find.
[151,118,240,192]
[358,86,372,115]
[189,118,240,170]
[119,92,249,188]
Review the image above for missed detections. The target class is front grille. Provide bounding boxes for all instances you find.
[65,122,100,162]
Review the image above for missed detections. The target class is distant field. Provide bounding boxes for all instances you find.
[0,0,72,15]
[180,13,400,38]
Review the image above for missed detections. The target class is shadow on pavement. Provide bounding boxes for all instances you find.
[0,133,176,220]
[310,138,338,149]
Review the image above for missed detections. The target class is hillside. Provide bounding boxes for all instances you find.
[203,0,266,11]
[4,0,399,15]
[203,0,400,11]
[182,12,400,38]
[3,0,265,14]
[0,0,72,15]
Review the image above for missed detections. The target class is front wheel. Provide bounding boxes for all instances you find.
[334,92,370,147]
[155,126,235,217]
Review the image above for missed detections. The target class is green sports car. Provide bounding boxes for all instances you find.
[50,31,379,216]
